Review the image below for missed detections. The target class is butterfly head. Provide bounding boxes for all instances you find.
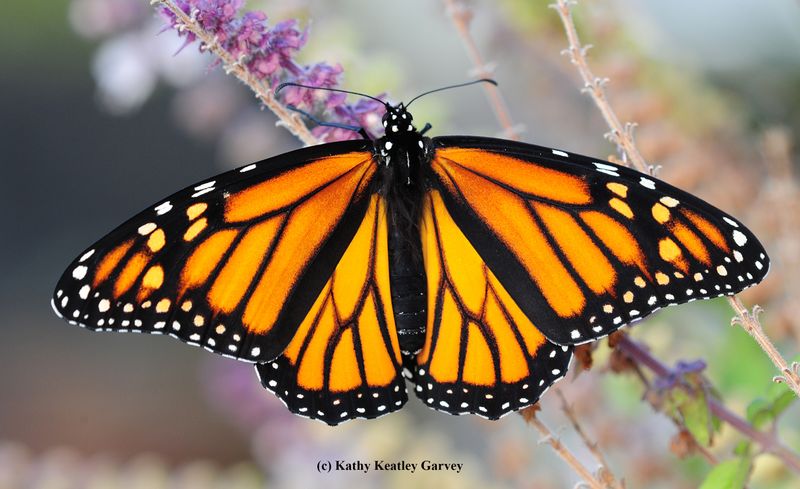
[382,103,416,135]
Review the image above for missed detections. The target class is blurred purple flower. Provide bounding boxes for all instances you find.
[315,97,387,142]
[654,358,708,391]
[280,63,344,109]
[69,0,147,39]
[158,0,385,142]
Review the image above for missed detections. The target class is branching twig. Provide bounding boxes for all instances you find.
[550,0,799,398]
[557,391,625,489]
[441,0,521,140]
[520,407,609,489]
[154,0,319,145]
[616,334,800,473]
[549,0,648,174]
[728,296,800,396]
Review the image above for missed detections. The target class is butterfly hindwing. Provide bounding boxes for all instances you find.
[256,195,408,425]
[52,141,379,362]
[411,190,573,419]
[427,136,769,345]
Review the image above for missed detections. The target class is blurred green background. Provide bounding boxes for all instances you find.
[2,0,800,487]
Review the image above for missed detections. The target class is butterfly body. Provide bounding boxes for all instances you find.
[53,100,769,425]
[375,103,431,355]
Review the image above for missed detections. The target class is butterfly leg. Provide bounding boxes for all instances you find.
[419,123,432,136]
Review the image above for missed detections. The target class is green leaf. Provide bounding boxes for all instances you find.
[674,386,715,446]
[745,385,797,430]
[746,397,773,430]
[699,457,752,489]
[733,440,751,457]
[769,388,796,418]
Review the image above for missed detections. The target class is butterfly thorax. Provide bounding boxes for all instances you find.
[375,103,429,354]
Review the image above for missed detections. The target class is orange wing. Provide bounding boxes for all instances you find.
[52,142,379,362]
[411,190,572,419]
[256,195,407,425]
[426,137,769,345]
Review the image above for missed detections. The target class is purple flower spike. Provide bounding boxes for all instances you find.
[267,19,308,73]
[229,11,268,60]
[159,0,387,142]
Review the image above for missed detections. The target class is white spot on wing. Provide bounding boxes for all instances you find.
[138,222,157,235]
[732,230,747,246]
[723,217,739,227]
[194,181,216,191]
[594,162,617,171]
[639,177,656,190]
[552,149,569,157]
[192,188,214,198]
[240,163,257,172]
[72,266,88,280]
[79,249,95,262]
[155,201,172,215]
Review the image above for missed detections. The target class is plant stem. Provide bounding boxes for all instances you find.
[549,0,648,173]
[520,408,609,489]
[550,0,798,399]
[556,390,625,489]
[616,334,800,473]
[442,0,520,140]
[727,296,800,397]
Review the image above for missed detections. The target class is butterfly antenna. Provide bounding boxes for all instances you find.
[283,103,370,140]
[406,78,497,107]
[275,83,389,106]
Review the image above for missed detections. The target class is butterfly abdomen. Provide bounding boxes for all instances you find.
[378,135,428,355]
[388,228,426,354]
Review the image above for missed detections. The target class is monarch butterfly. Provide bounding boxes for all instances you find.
[52,80,769,426]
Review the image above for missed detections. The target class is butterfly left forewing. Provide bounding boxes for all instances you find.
[52,141,378,362]
[256,195,407,425]
[428,136,769,345]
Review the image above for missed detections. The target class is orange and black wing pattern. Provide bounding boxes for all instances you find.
[52,141,378,362]
[256,195,407,425]
[427,136,769,345]
[411,190,572,419]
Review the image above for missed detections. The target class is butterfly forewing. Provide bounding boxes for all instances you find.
[52,140,378,362]
[428,136,769,345]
